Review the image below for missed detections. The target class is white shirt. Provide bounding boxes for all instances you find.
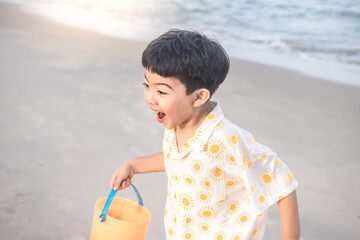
[163,103,297,240]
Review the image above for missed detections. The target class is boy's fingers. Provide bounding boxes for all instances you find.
[110,171,120,188]
[114,177,123,190]
[117,178,131,190]
[123,178,130,189]
[125,178,131,188]
[111,177,133,191]
[110,175,116,189]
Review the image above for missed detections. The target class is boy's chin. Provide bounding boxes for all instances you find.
[162,124,174,130]
[161,121,175,130]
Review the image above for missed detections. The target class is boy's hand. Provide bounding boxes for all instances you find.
[110,152,164,190]
[110,161,135,190]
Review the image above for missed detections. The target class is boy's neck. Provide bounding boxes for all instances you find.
[175,101,215,151]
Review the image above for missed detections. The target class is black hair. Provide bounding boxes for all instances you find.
[142,29,230,96]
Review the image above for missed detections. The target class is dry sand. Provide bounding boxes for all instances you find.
[0,3,359,240]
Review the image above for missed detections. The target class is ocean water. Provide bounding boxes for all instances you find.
[2,0,360,85]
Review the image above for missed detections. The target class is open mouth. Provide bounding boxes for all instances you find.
[157,111,166,123]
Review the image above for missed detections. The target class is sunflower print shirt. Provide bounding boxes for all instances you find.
[162,103,297,240]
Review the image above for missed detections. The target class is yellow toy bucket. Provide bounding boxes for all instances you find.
[91,184,151,240]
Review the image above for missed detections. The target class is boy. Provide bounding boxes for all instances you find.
[110,30,300,240]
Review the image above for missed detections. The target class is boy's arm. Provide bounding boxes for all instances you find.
[278,190,300,240]
[110,152,165,190]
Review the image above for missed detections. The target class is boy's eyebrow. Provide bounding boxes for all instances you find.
[144,73,174,90]
[156,82,173,90]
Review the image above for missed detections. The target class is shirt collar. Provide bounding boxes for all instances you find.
[167,102,224,157]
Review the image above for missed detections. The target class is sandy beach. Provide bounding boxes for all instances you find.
[0,3,359,239]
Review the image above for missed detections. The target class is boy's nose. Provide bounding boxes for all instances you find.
[144,91,155,105]
[146,99,155,105]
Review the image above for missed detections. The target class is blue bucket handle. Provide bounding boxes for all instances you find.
[99,184,143,222]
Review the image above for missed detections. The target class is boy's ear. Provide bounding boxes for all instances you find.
[192,88,210,107]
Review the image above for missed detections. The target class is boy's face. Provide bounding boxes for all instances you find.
[143,69,196,130]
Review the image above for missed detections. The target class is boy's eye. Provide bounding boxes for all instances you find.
[142,83,167,95]
[158,90,167,95]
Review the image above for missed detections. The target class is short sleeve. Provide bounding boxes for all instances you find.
[235,129,298,214]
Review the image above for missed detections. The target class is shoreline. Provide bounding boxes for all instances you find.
[227,45,360,87]
[1,2,359,240]
[6,1,360,87]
